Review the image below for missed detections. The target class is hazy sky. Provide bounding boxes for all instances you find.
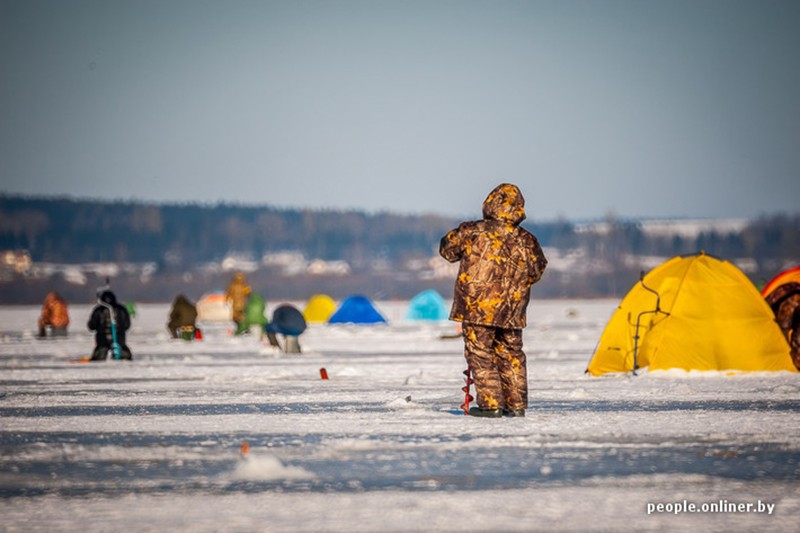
[1,0,799,220]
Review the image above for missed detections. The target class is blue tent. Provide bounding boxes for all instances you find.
[328,295,387,324]
[266,304,307,336]
[405,289,449,321]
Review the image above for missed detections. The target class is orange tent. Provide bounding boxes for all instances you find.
[762,265,800,298]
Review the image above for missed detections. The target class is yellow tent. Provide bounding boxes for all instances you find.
[587,253,796,375]
[303,294,337,323]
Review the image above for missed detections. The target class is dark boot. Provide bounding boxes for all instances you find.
[468,407,503,418]
[266,332,281,348]
[503,409,526,417]
[90,346,108,361]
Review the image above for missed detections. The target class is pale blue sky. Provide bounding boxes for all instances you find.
[1,0,799,220]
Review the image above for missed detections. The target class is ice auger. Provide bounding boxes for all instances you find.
[461,366,474,415]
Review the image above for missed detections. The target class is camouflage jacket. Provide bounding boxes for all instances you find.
[439,183,547,329]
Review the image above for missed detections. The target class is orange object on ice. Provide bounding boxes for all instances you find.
[240,441,250,455]
[320,368,329,380]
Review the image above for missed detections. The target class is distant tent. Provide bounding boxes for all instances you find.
[587,253,796,375]
[303,294,337,323]
[406,289,449,321]
[196,291,232,322]
[328,295,387,324]
[762,265,800,298]
[268,304,308,336]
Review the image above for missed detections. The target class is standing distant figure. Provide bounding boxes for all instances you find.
[235,293,269,336]
[226,272,251,330]
[88,290,133,361]
[38,291,70,338]
[766,281,800,370]
[440,183,547,418]
[168,294,199,339]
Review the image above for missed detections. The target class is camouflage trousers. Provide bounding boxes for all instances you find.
[462,324,528,411]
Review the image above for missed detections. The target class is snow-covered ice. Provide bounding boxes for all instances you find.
[1,300,798,532]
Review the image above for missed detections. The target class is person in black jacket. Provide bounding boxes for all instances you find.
[88,290,133,361]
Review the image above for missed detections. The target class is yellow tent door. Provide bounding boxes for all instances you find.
[587,253,796,375]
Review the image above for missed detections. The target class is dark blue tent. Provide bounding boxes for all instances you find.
[405,289,449,321]
[328,295,387,324]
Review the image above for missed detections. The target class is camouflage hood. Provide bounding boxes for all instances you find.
[482,183,526,225]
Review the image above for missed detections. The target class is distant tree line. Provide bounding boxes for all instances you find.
[0,195,460,270]
[0,195,798,302]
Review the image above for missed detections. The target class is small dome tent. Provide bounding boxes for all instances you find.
[328,295,387,324]
[406,289,448,321]
[587,253,796,375]
[762,265,800,298]
[303,294,337,323]
[269,304,308,336]
[196,291,232,322]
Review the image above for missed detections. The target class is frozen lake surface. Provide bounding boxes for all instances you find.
[1,300,798,531]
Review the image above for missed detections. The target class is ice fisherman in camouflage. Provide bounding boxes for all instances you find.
[440,183,547,418]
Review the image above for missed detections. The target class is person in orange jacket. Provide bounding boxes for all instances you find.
[38,291,70,338]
